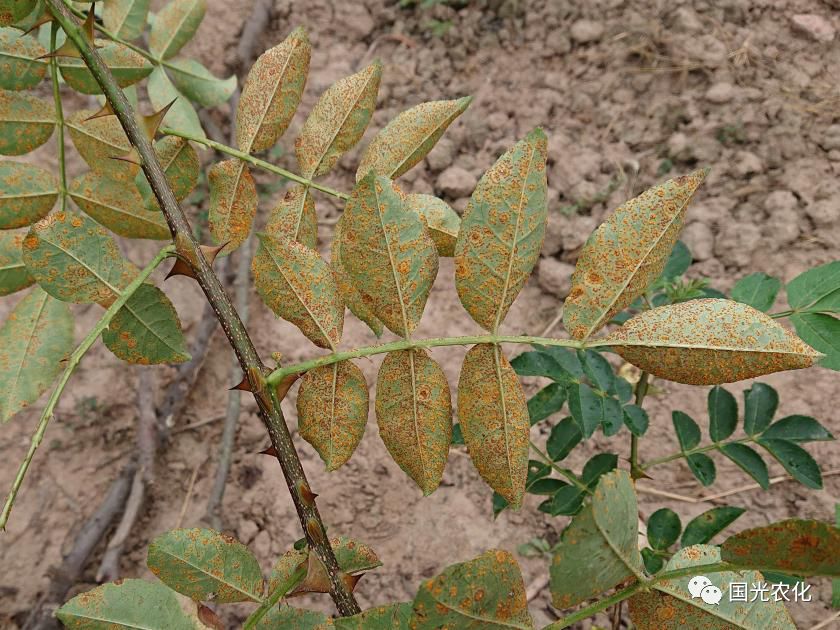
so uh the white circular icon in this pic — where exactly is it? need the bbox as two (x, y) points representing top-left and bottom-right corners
(700, 584), (723, 605)
(688, 575), (713, 598)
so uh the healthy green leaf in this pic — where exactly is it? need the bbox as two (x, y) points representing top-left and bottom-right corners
(568, 382), (614, 438)
(0, 161), (57, 229)
(59, 41), (152, 94)
(334, 603), (412, 630)
(720, 443), (769, 489)
(564, 170), (707, 339)
(166, 58), (237, 108)
(453, 129), (547, 332)
(0, 89), (54, 155)
(208, 159), (257, 255)
(731, 272), (781, 312)
(599, 394), (625, 436)
(546, 416), (582, 461)
(527, 383), (566, 424)
(672, 410), (700, 450)
(103, 0), (151, 41)
(743, 382), (778, 436)
(538, 484), (585, 516)
(708, 385), (737, 441)
(657, 239), (691, 282)
(605, 298), (820, 385)
(758, 438), (822, 489)
(265, 184), (316, 249)
(0, 1), (37, 27)
(641, 547), (664, 574)
(0, 27), (47, 91)
(647, 508), (681, 550)
(137, 135), (199, 210)
(581, 452), (618, 486)
(148, 65), (205, 140)
(376, 349), (452, 495)
(623, 404), (649, 436)
(0, 230), (33, 296)
(791, 313), (840, 370)
(580, 349), (616, 394)
(786, 260), (840, 311)
(510, 350), (574, 383)
(686, 453), (716, 486)
(148, 0), (206, 60)
(331, 214), (383, 337)
(761, 415), (834, 442)
(680, 506), (746, 547)
(67, 108), (137, 180)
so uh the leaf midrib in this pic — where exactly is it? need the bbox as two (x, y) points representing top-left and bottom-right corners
(155, 547), (261, 602)
(120, 291), (186, 358)
(387, 102), (459, 179)
(242, 38), (298, 154)
(604, 339), (817, 356)
(154, 0), (200, 59)
(421, 589), (532, 629)
(70, 190), (167, 230)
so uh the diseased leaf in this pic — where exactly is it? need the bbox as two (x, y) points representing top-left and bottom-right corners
(256, 607), (332, 629)
(681, 506), (746, 547)
(148, 65), (205, 140)
(166, 58), (236, 108)
(550, 470), (644, 609)
(59, 41), (152, 94)
(67, 108), (137, 180)
(208, 159), (257, 255)
(731, 272), (781, 312)
(605, 299), (820, 385)
(357, 97), (472, 181)
(236, 26), (310, 153)
(404, 193), (460, 257)
(295, 60), (381, 178)
(376, 349), (452, 495)
(758, 438), (822, 489)
(103, 284), (190, 365)
(743, 382), (778, 436)
(546, 416), (582, 462)
(708, 385), (737, 442)
(147, 528), (263, 603)
(0, 161), (57, 229)
(458, 344), (529, 508)
(454, 129), (547, 332)
(137, 135), (199, 210)
(564, 170), (707, 339)
(686, 453), (716, 486)
(0, 287), (73, 423)
(148, 0), (205, 60)
(647, 508), (681, 550)
(0, 27), (47, 91)
(0, 1), (37, 27)
(334, 603), (411, 630)
(297, 361), (368, 471)
(527, 383), (566, 425)
(0, 230), (34, 296)
(720, 443), (769, 489)
(331, 214), (383, 337)
(341, 172), (438, 338)
(253, 233), (343, 349)
(412, 549), (533, 629)
(762, 415), (834, 442)
(786, 260), (840, 311)
(791, 313), (840, 371)
(103, 0), (151, 41)
(265, 184), (316, 248)
(0, 89), (54, 155)
(672, 410), (700, 450)
(22, 209), (138, 304)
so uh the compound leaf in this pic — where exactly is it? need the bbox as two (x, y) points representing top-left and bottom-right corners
(0, 230), (34, 296)
(265, 184), (316, 248)
(790, 313), (840, 371)
(605, 298), (820, 385)
(647, 508), (681, 551)
(0, 161), (57, 229)
(720, 443), (769, 489)
(758, 438), (822, 489)
(331, 214), (383, 337)
(166, 58), (236, 108)
(67, 109), (137, 180)
(376, 349), (452, 495)
(568, 382), (615, 438)
(148, 65), (205, 140)
(786, 260), (840, 311)
(708, 385), (737, 441)
(103, 0), (151, 41)
(761, 415), (834, 442)
(454, 128), (547, 332)
(681, 506), (746, 547)
(148, 0), (206, 60)
(208, 159), (257, 255)
(59, 41), (152, 94)
(137, 135), (199, 210)
(563, 169), (707, 340)
(0, 89), (54, 155)
(404, 193), (460, 257)
(0, 27), (47, 91)
(731, 272), (781, 312)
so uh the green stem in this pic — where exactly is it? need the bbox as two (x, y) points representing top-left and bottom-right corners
(67, 3), (154, 63)
(161, 127), (351, 201)
(640, 436), (752, 471)
(0, 245), (175, 530)
(49, 22), (67, 209)
(770, 308), (838, 319)
(530, 441), (590, 493)
(629, 371), (649, 477)
(243, 563), (307, 629)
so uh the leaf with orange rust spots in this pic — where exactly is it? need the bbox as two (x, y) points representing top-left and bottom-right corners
(563, 169), (707, 340)
(340, 172), (438, 338)
(0, 89), (54, 155)
(722, 519), (840, 576)
(236, 27), (310, 153)
(0, 1), (37, 28)
(208, 159), (257, 255)
(356, 96), (472, 181)
(147, 528), (263, 603)
(0, 230), (34, 296)
(253, 233), (343, 349)
(297, 360), (369, 471)
(0, 161), (57, 229)
(58, 40), (152, 94)
(412, 549), (533, 629)
(0, 287), (73, 423)
(335, 603), (412, 629)
(404, 193), (460, 257)
(331, 214), (383, 337)
(22, 209), (139, 304)
(137, 135), (199, 211)
(67, 108), (138, 180)
(458, 344), (529, 507)
(256, 607), (333, 629)
(265, 184), (317, 249)
(454, 129), (547, 332)
(102, 284), (190, 365)
(550, 470), (644, 609)
(69, 172), (170, 240)
(0, 27), (47, 91)
(295, 60), (381, 178)
(103, 0), (151, 42)
(628, 545), (794, 630)
(148, 0), (205, 60)
(376, 349), (452, 495)
(604, 299), (820, 385)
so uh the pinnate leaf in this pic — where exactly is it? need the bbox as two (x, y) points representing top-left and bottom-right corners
(743, 382), (778, 435)
(0, 27), (47, 91)
(331, 214), (383, 337)
(148, 65), (205, 140)
(0, 89), (54, 155)
(672, 410), (700, 450)
(0, 230), (33, 296)
(527, 383), (566, 424)
(404, 193), (460, 257)
(167, 58), (237, 108)
(681, 506), (746, 547)
(0, 161), (57, 229)
(731, 272), (781, 312)
(686, 453), (716, 486)
(623, 404), (649, 436)
(67, 109), (137, 180)
(265, 184), (316, 248)
(149, 0), (206, 60)
(59, 41), (152, 94)
(103, 0), (151, 41)
(208, 159), (257, 255)
(708, 385), (737, 441)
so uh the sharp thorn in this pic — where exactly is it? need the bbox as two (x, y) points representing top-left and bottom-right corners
(84, 101), (116, 121)
(199, 242), (228, 266)
(165, 258), (197, 280)
(141, 98), (177, 141)
(275, 373), (300, 402)
(229, 376), (253, 392)
(259, 446), (278, 457)
(341, 572), (363, 593)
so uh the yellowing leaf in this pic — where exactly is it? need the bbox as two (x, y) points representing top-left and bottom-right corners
(148, 0), (205, 60)
(454, 129), (547, 331)
(0, 230), (33, 296)
(0, 27), (47, 91)
(297, 361), (369, 471)
(404, 193), (460, 257)
(103, 0), (151, 41)
(67, 108), (137, 180)
(0, 161), (57, 229)
(605, 299), (821, 385)
(376, 349), (452, 495)
(137, 135), (199, 211)
(340, 172), (438, 338)
(331, 214), (383, 337)
(564, 169), (707, 340)
(265, 184), (316, 249)
(253, 233), (343, 349)
(457, 344), (529, 508)
(356, 96), (472, 181)
(0, 89), (54, 155)
(236, 27), (310, 153)
(59, 41), (153, 94)
(295, 60), (381, 178)
(208, 159), (257, 255)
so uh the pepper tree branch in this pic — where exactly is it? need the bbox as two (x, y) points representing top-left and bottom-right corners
(44, 0), (361, 615)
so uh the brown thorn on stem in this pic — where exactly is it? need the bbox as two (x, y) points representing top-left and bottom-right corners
(275, 372), (300, 402)
(259, 445), (278, 457)
(229, 375), (252, 392)
(200, 242), (228, 267)
(297, 480), (318, 506)
(306, 517), (326, 545)
(341, 572), (363, 593)
(289, 552), (331, 596)
(140, 99), (177, 141)
(36, 5), (99, 58)
(84, 100), (116, 121)
(110, 147), (142, 166)
(165, 257), (198, 281)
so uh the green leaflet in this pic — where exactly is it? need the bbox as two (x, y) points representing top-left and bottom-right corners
(0, 161), (57, 229)
(786, 260), (840, 311)
(137, 135), (199, 210)
(758, 438), (822, 489)
(59, 40), (152, 94)
(147, 528), (263, 603)
(148, 65), (205, 140)
(331, 214), (383, 337)
(265, 184), (317, 248)
(67, 108), (137, 180)
(166, 58), (237, 108)
(0, 287), (73, 423)
(148, 0), (205, 60)
(376, 349), (453, 495)
(412, 550), (533, 629)
(791, 312), (840, 370)
(454, 129), (547, 332)
(208, 158), (257, 255)
(550, 470), (644, 609)
(0, 89), (54, 155)
(605, 298), (820, 385)
(730, 272), (781, 312)
(69, 171), (170, 240)
(22, 209), (139, 304)
(647, 508), (681, 550)
(334, 603), (412, 630)
(0, 230), (34, 296)
(295, 60), (381, 178)
(681, 506), (745, 547)
(708, 385), (737, 441)
(236, 26), (310, 153)
(563, 169), (707, 340)
(0, 27), (47, 91)
(340, 172), (438, 338)
(404, 193), (460, 257)
(297, 360), (369, 471)
(356, 96), (472, 181)
(103, 0), (151, 41)
(0, 1), (37, 27)
(458, 344), (529, 508)
(252, 233), (343, 349)
(721, 443), (769, 489)
(102, 284), (190, 365)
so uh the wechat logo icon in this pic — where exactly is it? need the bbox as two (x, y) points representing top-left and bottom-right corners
(688, 576), (723, 605)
